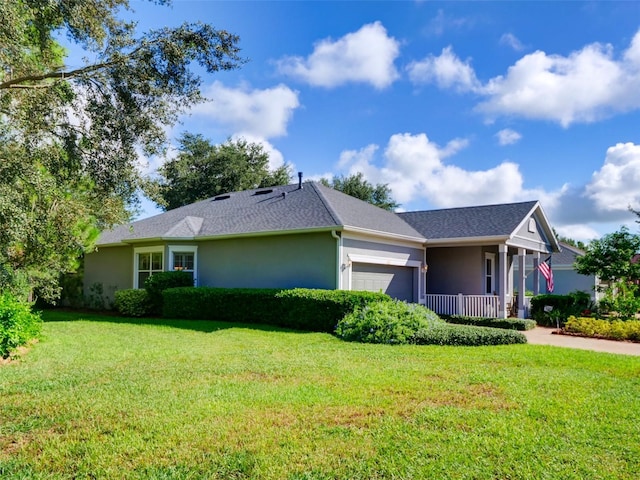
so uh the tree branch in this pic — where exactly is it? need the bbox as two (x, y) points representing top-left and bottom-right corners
(0, 61), (119, 89)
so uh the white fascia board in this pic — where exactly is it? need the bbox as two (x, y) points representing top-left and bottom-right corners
(348, 253), (422, 268)
(193, 226), (341, 241)
(425, 235), (509, 247)
(341, 230), (426, 249)
(96, 237), (171, 247)
(506, 236), (552, 253)
(342, 226), (426, 246)
(92, 242), (130, 248)
(118, 237), (165, 245)
(98, 226), (342, 246)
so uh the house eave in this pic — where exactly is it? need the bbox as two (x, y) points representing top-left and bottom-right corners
(95, 225), (427, 248)
(343, 226), (426, 245)
(426, 235), (509, 247)
(194, 226), (342, 241)
(96, 226), (345, 247)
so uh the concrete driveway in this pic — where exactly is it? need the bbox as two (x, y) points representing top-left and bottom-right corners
(523, 327), (640, 356)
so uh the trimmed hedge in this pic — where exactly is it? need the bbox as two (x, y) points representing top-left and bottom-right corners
(530, 291), (594, 327)
(114, 289), (152, 317)
(441, 314), (536, 331)
(144, 271), (194, 314)
(162, 287), (391, 332)
(564, 316), (640, 342)
(413, 324), (527, 346)
(0, 293), (42, 358)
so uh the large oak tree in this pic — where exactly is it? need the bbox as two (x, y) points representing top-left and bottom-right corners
(0, 0), (243, 300)
(320, 173), (399, 211)
(144, 134), (292, 211)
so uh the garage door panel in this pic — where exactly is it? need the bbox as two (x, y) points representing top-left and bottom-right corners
(352, 263), (414, 302)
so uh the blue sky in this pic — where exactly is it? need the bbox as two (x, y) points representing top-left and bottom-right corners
(104, 1), (640, 241)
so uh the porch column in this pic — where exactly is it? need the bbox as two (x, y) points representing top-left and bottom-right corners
(518, 248), (526, 318)
(532, 252), (540, 296)
(498, 244), (508, 318)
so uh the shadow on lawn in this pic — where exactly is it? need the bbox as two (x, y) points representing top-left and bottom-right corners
(39, 308), (317, 335)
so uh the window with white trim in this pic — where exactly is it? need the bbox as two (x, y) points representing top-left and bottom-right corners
(134, 246), (164, 289)
(168, 245), (198, 286)
(484, 253), (495, 295)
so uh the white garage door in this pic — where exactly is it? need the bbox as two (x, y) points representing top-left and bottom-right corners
(351, 263), (414, 302)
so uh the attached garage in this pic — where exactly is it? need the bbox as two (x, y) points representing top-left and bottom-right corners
(351, 263), (416, 302)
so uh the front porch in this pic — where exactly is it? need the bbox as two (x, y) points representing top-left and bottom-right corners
(402, 200), (559, 319)
(424, 293), (533, 319)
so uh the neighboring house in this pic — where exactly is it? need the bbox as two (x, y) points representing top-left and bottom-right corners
(399, 201), (560, 318)
(84, 181), (427, 306)
(514, 242), (602, 302)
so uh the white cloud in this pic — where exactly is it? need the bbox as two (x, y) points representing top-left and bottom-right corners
(585, 142), (640, 211)
(276, 22), (400, 89)
(407, 46), (481, 92)
(321, 136), (640, 241)
(499, 33), (525, 52)
(190, 81), (300, 138)
(555, 224), (601, 243)
(495, 128), (522, 146)
(335, 132), (566, 208)
(478, 43), (629, 126)
(411, 29), (640, 126)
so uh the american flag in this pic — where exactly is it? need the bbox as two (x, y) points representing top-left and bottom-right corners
(538, 257), (554, 293)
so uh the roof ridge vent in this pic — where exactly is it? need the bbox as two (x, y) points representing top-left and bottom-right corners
(253, 189), (273, 196)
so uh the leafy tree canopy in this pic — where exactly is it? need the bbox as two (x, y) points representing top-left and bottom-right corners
(553, 227), (587, 250)
(574, 226), (640, 283)
(320, 173), (399, 211)
(0, 0), (243, 300)
(144, 134), (292, 210)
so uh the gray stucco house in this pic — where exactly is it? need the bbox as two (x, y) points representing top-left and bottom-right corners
(85, 181), (427, 306)
(85, 182), (560, 318)
(399, 201), (560, 318)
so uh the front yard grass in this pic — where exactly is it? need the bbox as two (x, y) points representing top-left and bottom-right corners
(1, 310), (639, 479)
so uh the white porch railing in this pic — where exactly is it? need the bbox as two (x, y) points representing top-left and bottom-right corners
(425, 294), (500, 318)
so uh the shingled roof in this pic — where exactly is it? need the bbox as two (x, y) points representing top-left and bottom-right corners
(524, 242), (582, 267)
(97, 181), (425, 246)
(398, 201), (539, 240)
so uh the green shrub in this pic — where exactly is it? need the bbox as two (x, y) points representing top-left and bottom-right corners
(0, 293), (42, 358)
(441, 315), (536, 331)
(114, 289), (152, 317)
(530, 291), (594, 327)
(162, 287), (391, 332)
(598, 281), (640, 320)
(335, 300), (443, 344)
(144, 271), (194, 314)
(413, 324), (527, 346)
(564, 316), (640, 342)
(335, 300), (526, 346)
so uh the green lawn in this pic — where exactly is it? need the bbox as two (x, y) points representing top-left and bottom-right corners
(1, 310), (639, 479)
